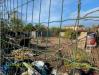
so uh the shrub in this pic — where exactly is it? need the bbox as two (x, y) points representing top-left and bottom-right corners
(64, 29), (76, 39)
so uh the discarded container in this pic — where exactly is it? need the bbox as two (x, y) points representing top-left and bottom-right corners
(86, 33), (97, 48)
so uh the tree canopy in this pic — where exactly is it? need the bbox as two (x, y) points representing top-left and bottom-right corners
(23, 23), (33, 31)
(34, 23), (47, 32)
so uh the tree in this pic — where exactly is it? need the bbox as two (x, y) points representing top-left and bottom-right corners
(0, 19), (9, 32)
(34, 23), (47, 32)
(10, 18), (24, 32)
(34, 23), (48, 37)
(9, 11), (24, 32)
(0, 19), (10, 50)
(23, 23), (33, 32)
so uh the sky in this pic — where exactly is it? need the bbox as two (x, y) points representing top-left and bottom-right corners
(2, 0), (99, 27)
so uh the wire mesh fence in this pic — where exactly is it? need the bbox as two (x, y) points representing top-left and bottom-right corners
(0, 0), (99, 74)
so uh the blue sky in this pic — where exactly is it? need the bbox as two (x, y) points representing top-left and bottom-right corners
(3, 0), (99, 27)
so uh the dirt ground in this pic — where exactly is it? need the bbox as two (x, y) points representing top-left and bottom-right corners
(10, 37), (99, 74)
(30, 37), (99, 73)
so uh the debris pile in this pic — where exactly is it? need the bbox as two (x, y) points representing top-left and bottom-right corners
(11, 48), (35, 61)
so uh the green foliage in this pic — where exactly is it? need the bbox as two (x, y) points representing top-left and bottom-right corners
(64, 48), (93, 70)
(70, 32), (77, 39)
(9, 11), (24, 32)
(35, 23), (47, 31)
(10, 18), (24, 32)
(64, 29), (73, 39)
(74, 49), (89, 62)
(63, 29), (77, 39)
(0, 20), (9, 49)
(0, 19), (9, 31)
(23, 23), (33, 31)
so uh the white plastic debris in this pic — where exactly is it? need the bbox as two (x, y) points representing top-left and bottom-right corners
(51, 69), (57, 75)
(32, 61), (44, 68)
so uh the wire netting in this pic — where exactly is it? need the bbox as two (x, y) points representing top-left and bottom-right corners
(0, 0), (99, 74)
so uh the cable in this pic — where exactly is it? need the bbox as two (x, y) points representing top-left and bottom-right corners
(83, 9), (99, 18)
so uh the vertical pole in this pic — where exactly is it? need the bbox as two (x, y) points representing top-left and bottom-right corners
(45, 0), (51, 61)
(32, 0), (34, 24)
(76, 0), (81, 50)
(73, 0), (81, 61)
(0, 0), (3, 66)
(59, 0), (64, 49)
(46, 0), (51, 49)
(57, 0), (64, 71)
(36, 0), (42, 50)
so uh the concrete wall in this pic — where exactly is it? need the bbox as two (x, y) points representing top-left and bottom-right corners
(63, 26), (84, 31)
(60, 32), (65, 37)
(31, 31), (36, 38)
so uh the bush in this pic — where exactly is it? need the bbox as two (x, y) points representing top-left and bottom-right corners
(64, 29), (76, 39)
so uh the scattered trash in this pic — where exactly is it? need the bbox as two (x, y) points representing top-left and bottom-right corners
(11, 48), (35, 61)
(32, 61), (44, 69)
(86, 33), (97, 48)
(51, 69), (57, 75)
(31, 61), (54, 75)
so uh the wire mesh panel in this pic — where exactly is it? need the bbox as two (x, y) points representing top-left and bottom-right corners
(0, 0), (99, 75)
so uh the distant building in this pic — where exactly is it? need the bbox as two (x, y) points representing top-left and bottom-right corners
(60, 25), (85, 37)
(63, 25), (85, 31)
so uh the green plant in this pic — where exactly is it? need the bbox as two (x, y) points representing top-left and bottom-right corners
(64, 29), (80, 39)
(23, 23), (33, 31)
(63, 48), (99, 72)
